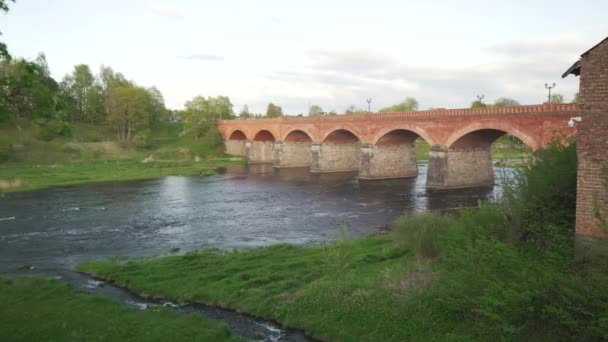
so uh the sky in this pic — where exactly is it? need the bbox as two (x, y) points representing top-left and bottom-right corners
(2, 0), (607, 114)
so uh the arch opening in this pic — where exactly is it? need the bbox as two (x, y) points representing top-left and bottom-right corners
(375, 129), (420, 147)
(284, 130), (313, 143)
(449, 129), (533, 157)
(253, 130), (276, 142)
(323, 129), (359, 145)
(229, 130), (247, 141)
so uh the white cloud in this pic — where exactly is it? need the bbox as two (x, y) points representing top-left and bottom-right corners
(145, 3), (186, 19)
(177, 54), (226, 61)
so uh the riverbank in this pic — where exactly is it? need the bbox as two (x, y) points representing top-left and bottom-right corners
(0, 157), (244, 193)
(0, 277), (239, 341)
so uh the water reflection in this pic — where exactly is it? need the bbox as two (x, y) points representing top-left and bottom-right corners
(0, 163), (509, 273)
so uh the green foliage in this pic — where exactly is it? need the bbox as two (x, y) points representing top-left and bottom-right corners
(470, 100), (487, 108)
(392, 212), (454, 259)
(34, 120), (73, 141)
(0, 135), (14, 162)
(308, 104), (324, 116)
(181, 95), (233, 140)
(501, 140), (577, 247)
(0, 277), (238, 341)
(265, 102), (283, 117)
(379, 97), (419, 112)
(550, 93), (565, 104)
(494, 97), (520, 107)
(133, 128), (152, 148)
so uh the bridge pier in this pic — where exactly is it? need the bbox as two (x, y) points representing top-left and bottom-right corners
(249, 140), (274, 163)
(273, 141), (311, 168)
(310, 142), (359, 173)
(359, 144), (417, 179)
(427, 145), (494, 189)
(224, 140), (246, 156)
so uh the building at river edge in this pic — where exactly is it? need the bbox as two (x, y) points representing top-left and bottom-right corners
(563, 36), (608, 256)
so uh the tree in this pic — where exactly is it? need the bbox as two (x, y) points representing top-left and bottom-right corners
(470, 100), (487, 109)
(550, 94), (564, 104)
(61, 64), (100, 122)
(494, 98), (520, 107)
(105, 86), (151, 141)
(572, 93), (580, 104)
(145, 86), (168, 125)
(239, 105), (252, 118)
(309, 104), (324, 116)
(0, 54), (64, 122)
(265, 103), (283, 118)
(181, 95), (233, 140)
(0, 0), (14, 59)
(379, 97), (419, 112)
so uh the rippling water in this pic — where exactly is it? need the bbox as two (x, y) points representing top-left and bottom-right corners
(0, 163), (511, 273)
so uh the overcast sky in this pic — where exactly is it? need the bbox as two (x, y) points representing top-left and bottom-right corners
(3, 0), (607, 113)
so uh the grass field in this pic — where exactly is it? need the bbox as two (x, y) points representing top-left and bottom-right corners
(0, 277), (239, 341)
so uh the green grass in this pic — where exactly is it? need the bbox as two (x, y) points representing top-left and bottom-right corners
(0, 277), (239, 341)
(79, 232), (491, 341)
(0, 157), (244, 193)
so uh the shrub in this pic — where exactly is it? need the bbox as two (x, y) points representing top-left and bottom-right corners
(133, 129), (152, 148)
(392, 212), (454, 259)
(499, 140), (577, 249)
(0, 136), (15, 163)
(35, 120), (73, 141)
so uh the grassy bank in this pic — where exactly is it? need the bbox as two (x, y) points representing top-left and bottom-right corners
(78, 141), (608, 341)
(0, 121), (245, 193)
(0, 157), (243, 193)
(78, 210), (608, 341)
(0, 277), (238, 341)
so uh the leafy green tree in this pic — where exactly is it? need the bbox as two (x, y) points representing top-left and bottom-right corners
(265, 102), (283, 118)
(0, 0), (14, 59)
(0, 54), (64, 122)
(61, 64), (100, 122)
(470, 100), (487, 109)
(239, 105), (251, 118)
(309, 104), (324, 116)
(379, 97), (419, 112)
(181, 95), (233, 140)
(550, 93), (564, 104)
(105, 86), (151, 141)
(494, 98), (520, 107)
(145, 86), (168, 125)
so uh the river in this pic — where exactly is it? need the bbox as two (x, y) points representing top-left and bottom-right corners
(0, 163), (513, 273)
(0, 163), (511, 341)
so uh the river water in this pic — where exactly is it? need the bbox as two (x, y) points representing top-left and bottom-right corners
(0, 163), (510, 341)
(0, 163), (509, 273)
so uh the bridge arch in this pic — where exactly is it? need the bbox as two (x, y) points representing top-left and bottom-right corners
(252, 129), (277, 142)
(228, 129), (247, 140)
(282, 129), (314, 142)
(321, 128), (362, 144)
(445, 122), (540, 150)
(226, 128), (250, 141)
(372, 126), (434, 146)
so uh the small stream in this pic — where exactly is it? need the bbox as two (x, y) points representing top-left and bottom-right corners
(6, 268), (314, 342)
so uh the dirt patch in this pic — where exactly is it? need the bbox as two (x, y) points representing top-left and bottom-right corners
(0, 178), (23, 190)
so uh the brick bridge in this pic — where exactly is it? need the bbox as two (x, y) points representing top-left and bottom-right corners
(217, 103), (580, 189)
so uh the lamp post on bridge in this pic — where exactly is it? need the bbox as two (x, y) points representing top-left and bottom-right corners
(545, 82), (556, 103)
(366, 98), (372, 112)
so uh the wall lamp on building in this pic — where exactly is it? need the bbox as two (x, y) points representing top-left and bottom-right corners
(568, 116), (582, 128)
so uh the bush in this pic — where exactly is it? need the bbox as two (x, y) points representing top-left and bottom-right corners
(133, 129), (152, 148)
(392, 212), (454, 259)
(36, 121), (73, 141)
(0, 136), (15, 163)
(500, 140), (577, 249)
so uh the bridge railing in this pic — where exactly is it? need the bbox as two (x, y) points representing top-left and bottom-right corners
(217, 103), (581, 125)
